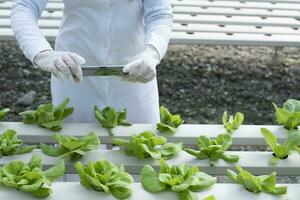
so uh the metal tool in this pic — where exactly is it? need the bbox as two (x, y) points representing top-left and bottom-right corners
(82, 65), (125, 76)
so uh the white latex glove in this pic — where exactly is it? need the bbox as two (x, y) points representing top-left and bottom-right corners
(122, 45), (160, 83)
(33, 50), (86, 82)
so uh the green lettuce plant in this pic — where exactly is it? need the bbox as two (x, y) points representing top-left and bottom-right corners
(0, 129), (36, 157)
(94, 106), (132, 136)
(114, 131), (182, 160)
(185, 134), (239, 166)
(222, 111), (244, 134)
(19, 98), (73, 131)
(261, 128), (300, 165)
(75, 160), (133, 200)
(141, 160), (216, 200)
(261, 128), (289, 164)
(157, 106), (184, 134)
(227, 166), (287, 195)
(0, 108), (9, 121)
(273, 99), (300, 130)
(0, 155), (65, 198)
(40, 132), (100, 161)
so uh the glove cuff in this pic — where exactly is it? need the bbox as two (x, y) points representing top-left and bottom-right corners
(145, 45), (160, 62)
(32, 49), (53, 69)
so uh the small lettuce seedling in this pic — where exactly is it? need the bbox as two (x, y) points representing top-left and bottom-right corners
(227, 166), (287, 195)
(222, 111), (244, 134)
(0, 155), (65, 198)
(261, 128), (289, 164)
(185, 134), (239, 166)
(19, 98), (73, 131)
(0, 129), (36, 157)
(75, 160), (133, 200)
(273, 99), (300, 130)
(94, 106), (132, 136)
(114, 131), (182, 160)
(141, 160), (216, 200)
(0, 108), (9, 121)
(40, 132), (100, 161)
(157, 106), (184, 134)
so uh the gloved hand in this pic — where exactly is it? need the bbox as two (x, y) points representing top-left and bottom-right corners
(122, 45), (160, 83)
(33, 50), (86, 82)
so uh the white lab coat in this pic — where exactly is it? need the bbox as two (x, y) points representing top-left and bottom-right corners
(11, 0), (173, 123)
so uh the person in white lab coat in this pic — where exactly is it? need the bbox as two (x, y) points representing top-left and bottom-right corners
(11, 0), (173, 123)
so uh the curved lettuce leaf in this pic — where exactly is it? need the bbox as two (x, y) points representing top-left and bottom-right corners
(75, 160), (133, 200)
(114, 131), (182, 160)
(0, 108), (9, 121)
(40, 132), (100, 161)
(185, 134), (239, 166)
(19, 98), (73, 131)
(227, 166), (287, 195)
(0, 155), (65, 198)
(273, 99), (300, 130)
(157, 106), (184, 134)
(222, 111), (244, 134)
(94, 106), (132, 136)
(0, 129), (36, 157)
(141, 160), (216, 200)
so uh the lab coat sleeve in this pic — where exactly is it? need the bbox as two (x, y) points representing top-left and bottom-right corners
(11, 0), (52, 62)
(143, 0), (173, 60)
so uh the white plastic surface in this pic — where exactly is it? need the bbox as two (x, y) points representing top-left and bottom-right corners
(0, 182), (298, 200)
(0, 122), (291, 145)
(1, 149), (299, 175)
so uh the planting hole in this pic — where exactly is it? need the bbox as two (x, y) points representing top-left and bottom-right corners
(186, 32), (194, 35)
(272, 153), (288, 160)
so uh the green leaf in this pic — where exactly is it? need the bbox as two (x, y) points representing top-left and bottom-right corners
(16, 145), (36, 154)
(261, 128), (290, 160)
(227, 167), (287, 195)
(160, 143), (183, 159)
(94, 106), (132, 136)
(28, 154), (42, 169)
(226, 169), (238, 183)
(41, 132), (100, 161)
(204, 195), (216, 200)
(178, 190), (198, 200)
(110, 181), (133, 199)
(0, 108), (9, 121)
(114, 131), (181, 160)
(157, 106), (184, 134)
(40, 143), (65, 157)
(273, 99), (300, 130)
(19, 98), (73, 131)
(185, 134), (237, 165)
(141, 160), (216, 199)
(75, 160), (133, 199)
(141, 165), (166, 192)
(44, 159), (65, 182)
(31, 187), (52, 198)
(0, 129), (35, 157)
(223, 111), (244, 134)
(0, 155), (61, 197)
